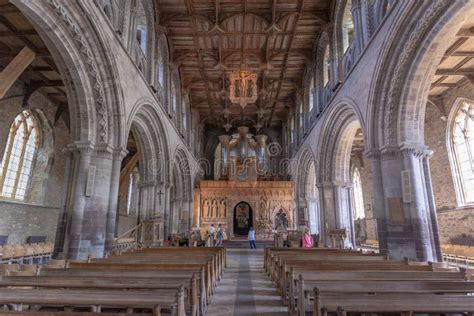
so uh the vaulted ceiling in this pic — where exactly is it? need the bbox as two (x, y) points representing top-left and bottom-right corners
(156, 0), (331, 130)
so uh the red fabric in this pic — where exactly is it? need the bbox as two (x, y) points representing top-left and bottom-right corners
(302, 233), (313, 248)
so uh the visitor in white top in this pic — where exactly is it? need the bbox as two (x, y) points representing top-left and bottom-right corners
(209, 224), (216, 234)
(248, 227), (256, 249)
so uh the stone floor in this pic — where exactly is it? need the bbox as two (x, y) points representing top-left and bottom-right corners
(207, 248), (288, 316)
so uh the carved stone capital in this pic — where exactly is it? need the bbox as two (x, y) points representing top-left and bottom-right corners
(380, 146), (401, 161)
(400, 144), (432, 159)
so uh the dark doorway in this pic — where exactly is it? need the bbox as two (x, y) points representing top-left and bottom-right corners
(233, 201), (253, 236)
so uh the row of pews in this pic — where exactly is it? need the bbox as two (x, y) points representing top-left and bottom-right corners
(0, 243), (54, 264)
(0, 247), (225, 316)
(265, 247), (474, 316)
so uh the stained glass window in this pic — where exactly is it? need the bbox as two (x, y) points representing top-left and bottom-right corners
(0, 111), (38, 200)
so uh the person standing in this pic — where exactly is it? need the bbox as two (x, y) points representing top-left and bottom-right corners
(215, 225), (224, 246)
(302, 228), (313, 248)
(248, 227), (256, 249)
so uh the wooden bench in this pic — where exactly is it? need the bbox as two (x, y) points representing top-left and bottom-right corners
(312, 290), (474, 316)
(0, 274), (200, 316)
(298, 278), (474, 315)
(0, 287), (185, 316)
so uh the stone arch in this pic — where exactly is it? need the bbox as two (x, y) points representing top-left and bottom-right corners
(314, 31), (332, 110)
(368, 1), (474, 149)
(11, 0), (124, 147)
(295, 146), (320, 234)
(317, 99), (366, 246)
(169, 146), (193, 234)
(332, 0), (353, 80)
(318, 98), (366, 183)
(127, 99), (170, 185)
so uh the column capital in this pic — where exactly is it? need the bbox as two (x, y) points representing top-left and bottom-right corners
(93, 143), (114, 159)
(400, 144), (433, 159)
(113, 148), (129, 160)
(364, 149), (381, 161)
(64, 141), (95, 154)
(380, 145), (402, 160)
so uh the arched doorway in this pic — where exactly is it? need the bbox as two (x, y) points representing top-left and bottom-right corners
(233, 201), (253, 236)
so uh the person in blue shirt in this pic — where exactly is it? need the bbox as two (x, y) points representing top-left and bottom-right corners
(248, 227), (256, 249)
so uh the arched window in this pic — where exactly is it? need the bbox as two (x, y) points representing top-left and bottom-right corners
(323, 45), (331, 87)
(136, 1), (147, 55)
(309, 76), (314, 112)
(157, 53), (165, 86)
(306, 161), (319, 234)
(352, 167), (365, 220)
(342, 0), (354, 53)
(126, 167), (139, 215)
(0, 110), (38, 201)
(182, 100), (188, 132)
(290, 116), (295, 144)
(450, 100), (474, 205)
(299, 102), (304, 131)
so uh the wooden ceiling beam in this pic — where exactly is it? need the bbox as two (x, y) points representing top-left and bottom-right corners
(435, 68), (474, 75)
(267, 0), (304, 126)
(185, 0), (216, 119)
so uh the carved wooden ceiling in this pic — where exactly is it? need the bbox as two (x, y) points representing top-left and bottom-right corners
(429, 19), (474, 117)
(156, 0), (331, 129)
(0, 1), (68, 125)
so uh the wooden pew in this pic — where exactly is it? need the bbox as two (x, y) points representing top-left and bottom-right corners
(0, 274), (199, 316)
(0, 286), (186, 316)
(312, 290), (474, 316)
(39, 267), (206, 315)
(297, 278), (474, 315)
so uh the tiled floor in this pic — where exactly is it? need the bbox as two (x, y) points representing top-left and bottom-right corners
(207, 248), (288, 316)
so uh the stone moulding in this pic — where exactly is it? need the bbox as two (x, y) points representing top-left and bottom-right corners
(47, 0), (108, 143)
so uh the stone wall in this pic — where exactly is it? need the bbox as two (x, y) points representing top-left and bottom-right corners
(424, 81), (474, 244)
(0, 82), (69, 245)
(0, 200), (59, 244)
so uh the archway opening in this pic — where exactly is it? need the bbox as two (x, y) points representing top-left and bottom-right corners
(0, 4), (75, 248)
(420, 10), (474, 256)
(116, 131), (140, 237)
(233, 201), (253, 237)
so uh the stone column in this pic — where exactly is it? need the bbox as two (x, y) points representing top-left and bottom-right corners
(104, 148), (128, 252)
(421, 151), (443, 261)
(351, 0), (365, 56)
(373, 145), (439, 261)
(193, 190), (201, 228)
(53, 148), (74, 258)
(317, 182), (337, 246)
(138, 180), (157, 219)
(163, 183), (172, 238)
(366, 150), (389, 255)
(154, 182), (167, 218)
(82, 144), (115, 259)
(66, 142), (94, 260)
(400, 145), (433, 262)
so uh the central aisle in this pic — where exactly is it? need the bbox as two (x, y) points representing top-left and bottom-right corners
(207, 248), (288, 316)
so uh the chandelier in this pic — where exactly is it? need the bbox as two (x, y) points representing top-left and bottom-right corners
(229, 70), (258, 109)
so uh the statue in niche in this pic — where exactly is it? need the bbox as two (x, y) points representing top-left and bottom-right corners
(211, 199), (218, 218)
(274, 209), (288, 230)
(203, 199), (210, 218)
(219, 200), (226, 218)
